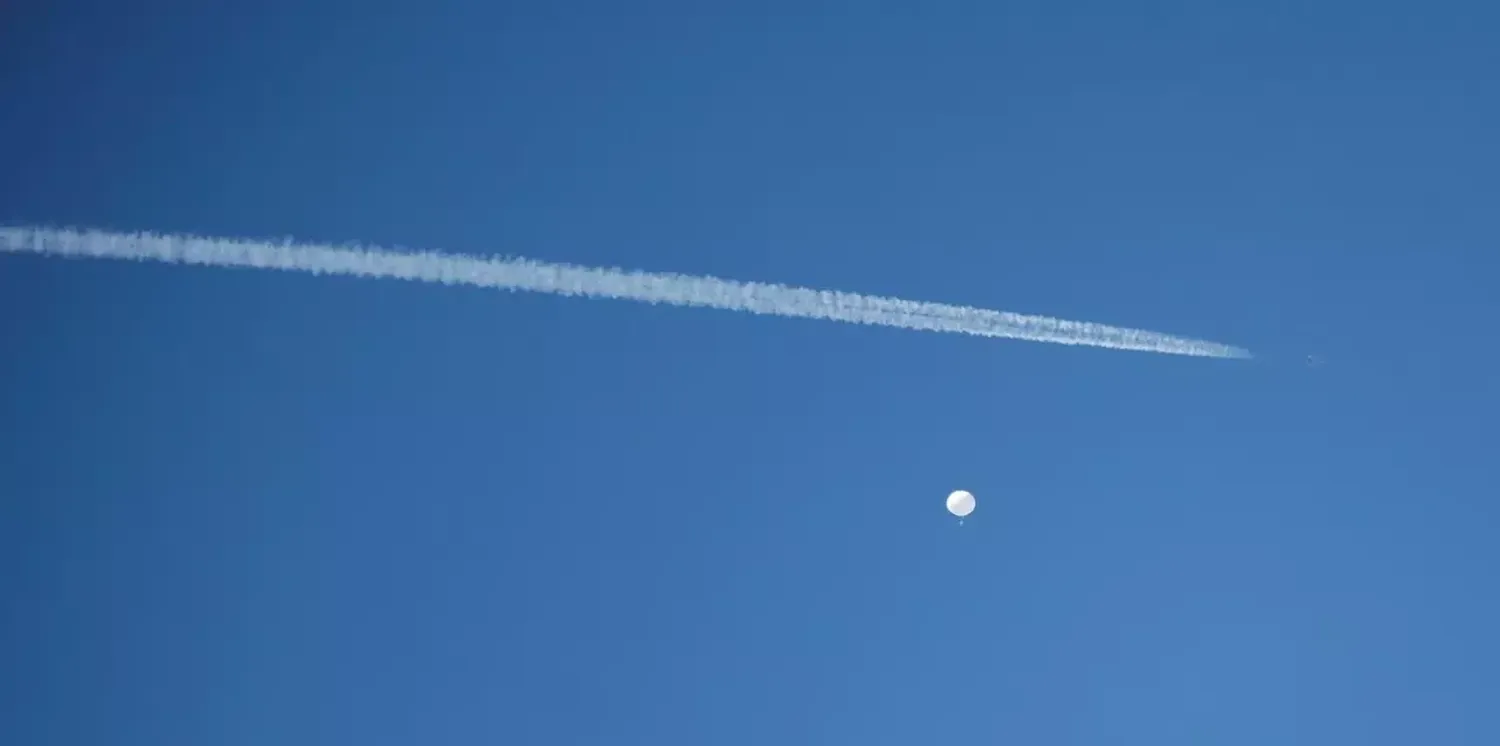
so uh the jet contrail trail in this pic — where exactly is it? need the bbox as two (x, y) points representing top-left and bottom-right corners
(0, 225), (1250, 359)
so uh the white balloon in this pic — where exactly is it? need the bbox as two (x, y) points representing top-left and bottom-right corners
(946, 489), (976, 518)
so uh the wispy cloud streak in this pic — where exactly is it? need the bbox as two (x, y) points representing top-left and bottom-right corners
(0, 226), (1250, 359)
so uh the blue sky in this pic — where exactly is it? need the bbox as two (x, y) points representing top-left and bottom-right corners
(3, 1), (1498, 743)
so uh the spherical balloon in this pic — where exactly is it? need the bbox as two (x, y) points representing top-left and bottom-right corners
(946, 489), (975, 518)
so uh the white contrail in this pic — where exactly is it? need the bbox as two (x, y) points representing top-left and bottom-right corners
(0, 225), (1250, 359)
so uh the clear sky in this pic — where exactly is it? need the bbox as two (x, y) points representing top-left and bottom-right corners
(3, 1), (1498, 743)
